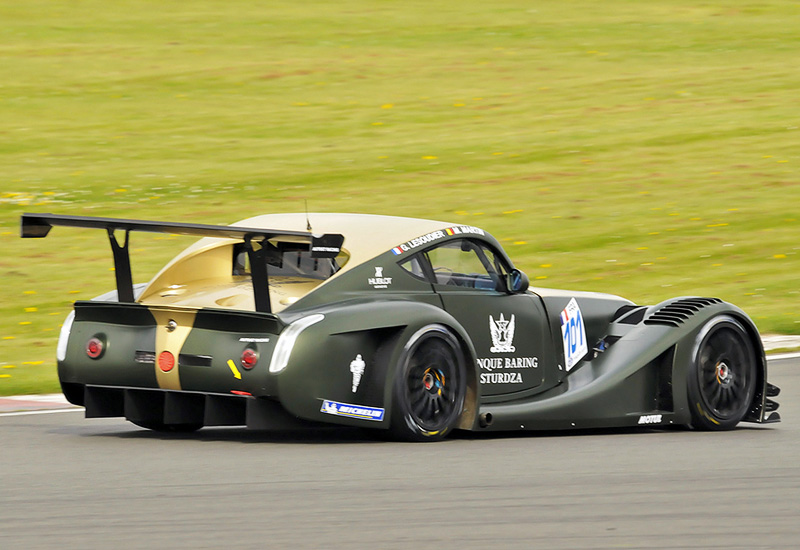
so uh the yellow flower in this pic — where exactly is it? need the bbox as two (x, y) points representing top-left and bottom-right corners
(422, 155), (438, 160)
(774, 254), (787, 259)
(24, 307), (38, 312)
(381, 103), (394, 109)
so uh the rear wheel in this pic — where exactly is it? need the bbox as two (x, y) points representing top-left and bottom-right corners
(390, 325), (467, 441)
(687, 316), (757, 430)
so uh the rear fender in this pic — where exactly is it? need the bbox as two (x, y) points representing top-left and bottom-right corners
(275, 300), (479, 429)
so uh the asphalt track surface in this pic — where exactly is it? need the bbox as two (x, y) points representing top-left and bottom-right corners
(2, 358), (798, 549)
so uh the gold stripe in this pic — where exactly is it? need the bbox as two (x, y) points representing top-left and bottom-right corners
(150, 308), (198, 391)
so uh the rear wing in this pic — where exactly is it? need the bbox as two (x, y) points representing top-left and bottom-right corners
(21, 213), (345, 313)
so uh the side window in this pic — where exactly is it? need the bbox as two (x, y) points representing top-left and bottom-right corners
(425, 239), (506, 291)
(398, 255), (427, 281)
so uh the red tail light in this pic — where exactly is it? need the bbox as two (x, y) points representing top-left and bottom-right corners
(241, 348), (258, 370)
(86, 337), (104, 359)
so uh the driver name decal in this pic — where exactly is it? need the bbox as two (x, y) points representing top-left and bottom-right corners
(391, 226), (485, 255)
(561, 298), (588, 371)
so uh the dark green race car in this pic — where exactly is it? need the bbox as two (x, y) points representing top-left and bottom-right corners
(21, 212), (780, 440)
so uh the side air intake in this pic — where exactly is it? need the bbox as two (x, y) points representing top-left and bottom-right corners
(644, 297), (723, 327)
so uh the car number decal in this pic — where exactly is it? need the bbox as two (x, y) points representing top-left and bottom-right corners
(560, 298), (588, 371)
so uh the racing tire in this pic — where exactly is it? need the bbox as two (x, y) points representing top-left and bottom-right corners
(687, 315), (757, 430)
(130, 420), (203, 433)
(390, 325), (467, 442)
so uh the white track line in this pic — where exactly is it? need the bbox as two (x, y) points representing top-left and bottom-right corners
(767, 351), (800, 361)
(0, 408), (83, 418)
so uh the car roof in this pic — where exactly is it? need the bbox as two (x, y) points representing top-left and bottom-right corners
(235, 213), (452, 265)
(159, 212), (455, 277)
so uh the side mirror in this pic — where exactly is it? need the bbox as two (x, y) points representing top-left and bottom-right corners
(507, 269), (529, 294)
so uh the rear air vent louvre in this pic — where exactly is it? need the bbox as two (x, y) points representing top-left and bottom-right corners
(644, 297), (723, 327)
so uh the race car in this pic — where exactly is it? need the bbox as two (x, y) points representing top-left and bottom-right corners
(21, 212), (781, 440)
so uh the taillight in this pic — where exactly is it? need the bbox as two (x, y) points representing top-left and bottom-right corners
(86, 337), (105, 359)
(241, 348), (258, 370)
(158, 351), (175, 372)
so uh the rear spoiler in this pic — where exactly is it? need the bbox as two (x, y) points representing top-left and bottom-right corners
(21, 213), (345, 313)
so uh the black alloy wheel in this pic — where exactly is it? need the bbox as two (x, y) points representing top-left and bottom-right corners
(687, 316), (758, 430)
(391, 325), (467, 441)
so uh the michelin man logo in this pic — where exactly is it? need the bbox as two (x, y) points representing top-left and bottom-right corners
(350, 354), (366, 392)
(489, 313), (516, 353)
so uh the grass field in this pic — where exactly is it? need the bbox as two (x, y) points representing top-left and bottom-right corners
(1, 1), (798, 394)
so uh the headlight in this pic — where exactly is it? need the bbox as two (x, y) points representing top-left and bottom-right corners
(269, 314), (324, 373)
(57, 310), (76, 362)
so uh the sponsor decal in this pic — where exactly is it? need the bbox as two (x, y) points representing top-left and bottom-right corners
(390, 226), (485, 255)
(560, 298), (588, 371)
(480, 372), (523, 384)
(476, 356), (538, 384)
(350, 354), (366, 393)
(477, 357), (538, 371)
(321, 400), (385, 421)
(489, 313), (516, 353)
(638, 414), (663, 425)
(239, 337), (270, 343)
(367, 267), (393, 289)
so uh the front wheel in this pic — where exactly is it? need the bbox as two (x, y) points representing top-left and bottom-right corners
(687, 316), (757, 430)
(390, 325), (467, 442)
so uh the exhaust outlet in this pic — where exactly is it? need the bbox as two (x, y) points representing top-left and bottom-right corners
(479, 412), (493, 428)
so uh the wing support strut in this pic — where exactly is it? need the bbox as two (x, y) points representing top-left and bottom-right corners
(107, 228), (135, 303)
(243, 234), (271, 314)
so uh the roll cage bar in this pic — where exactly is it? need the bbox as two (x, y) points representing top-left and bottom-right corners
(20, 213), (345, 314)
